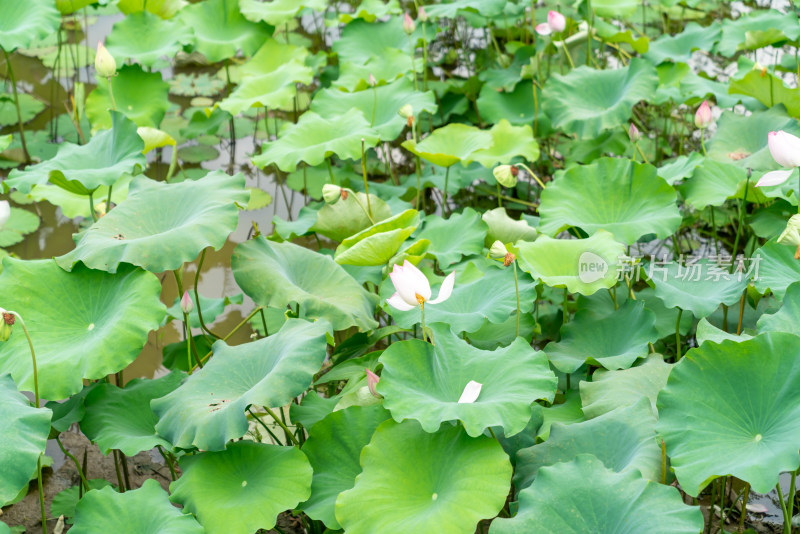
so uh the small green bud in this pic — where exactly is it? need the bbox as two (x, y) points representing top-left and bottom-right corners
(493, 165), (518, 188)
(322, 184), (343, 204)
(489, 240), (508, 260)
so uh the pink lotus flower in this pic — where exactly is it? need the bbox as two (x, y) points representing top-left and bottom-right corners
(403, 12), (416, 34)
(756, 130), (800, 187)
(180, 290), (193, 314)
(694, 100), (712, 129)
(628, 123), (641, 142)
(536, 10), (566, 35)
(386, 260), (455, 311)
(365, 369), (380, 398)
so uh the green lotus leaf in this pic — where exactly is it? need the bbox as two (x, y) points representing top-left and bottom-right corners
(542, 59), (658, 139)
(378, 325), (556, 437)
(254, 110), (380, 172)
(46, 384), (95, 435)
(290, 390), (339, 431)
(515, 400), (661, 493)
(117, 0), (187, 19)
(538, 389), (584, 441)
(300, 405), (391, 528)
(403, 124), (493, 167)
(81, 373), (184, 456)
(590, 0), (639, 17)
(71, 479), (203, 533)
(694, 317), (753, 346)
(105, 11), (193, 68)
(332, 18), (409, 66)
(482, 207), (538, 246)
(165, 292), (244, 328)
(6, 112), (145, 194)
(0, 259), (165, 400)
(0, 374), (51, 506)
(55, 0), (96, 14)
(152, 319), (328, 451)
(717, 9), (800, 57)
(757, 282), (800, 334)
(476, 80), (536, 126)
(658, 333), (800, 495)
(178, 144), (219, 163)
(650, 259), (749, 317)
(312, 192), (392, 242)
(335, 419), (512, 534)
(415, 208), (488, 267)
(679, 159), (748, 209)
(516, 230), (626, 295)
(0, 208), (40, 247)
(423, 0), (505, 18)
(657, 153), (704, 185)
(637, 286), (694, 339)
(644, 22), (721, 65)
(386, 263), (536, 333)
(334, 48), (418, 91)
(51, 479), (116, 525)
(57, 171), (247, 274)
(490, 455), (703, 534)
(0, 0), (60, 52)
(707, 106), (800, 171)
(178, 0), (273, 63)
(334, 209), (419, 266)
(538, 158), (681, 244)
(545, 300), (658, 373)
(0, 93), (45, 127)
(232, 237), (379, 331)
(28, 174), (133, 219)
(239, 0), (326, 25)
(86, 65), (170, 131)
(580, 353), (672, 419)
(311, 78), (437, 140)
(169, 441), (312, 534)
(729, 68), (800, 118)
(465, 120), (539, 168)
(753, 240), (800, 300)
(337, 0), (401, 23)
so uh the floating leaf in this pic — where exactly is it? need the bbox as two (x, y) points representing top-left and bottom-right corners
(105, 11), (192, 67)
(335, 419), (512, 534)
(57, 171), (247, 274)
(0, 0), (60, 52)
(152, 319), (328, 451)
(232, 237), (379, 331)
(0, 208), (40, 247)
(415, 208), (488, 267)
(0, 93), (45, 127)
(170, 442), (312, 534)
(178, 0), (273, 62)
(0, 259), (165, 400)
(657, 333), (800, 495)
(378, 324), (556, 437)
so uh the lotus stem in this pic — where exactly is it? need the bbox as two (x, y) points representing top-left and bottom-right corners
(420, 303), (426, 343)
(88, 191), (97, 223)
(56, 436), (89, 492)
(264, 405), (300, 446)
(196, 306), (264, 369)
(326, 158), (336, 185)
(106, 76), (117, 111)
(517, 162), (546, 189)
(361, 139), (373, 220)
(788, 470), (797, 532)
(105, 185), (113, 214)
(730, 172), (750, 274)
(3, 48), (30, 163)
(675, 308), (683, 360)
(497, 183), (502, 208)
(660, 439), (666, 484)
(173, 269), (202, 372)
(443, 166), (450, 216)
(513, 260), (520, 338)
(634, 142), (649, 165)
(700, 132), (707, 157)
(156, 445), (177, 481)
(247, 407), (283, 443)
(777, 478), (791, 533)
(408, 35), (418, 91)
(259, 307), (268, 337)
(194, 249), (222, 340)
(739, 483), (750, 532)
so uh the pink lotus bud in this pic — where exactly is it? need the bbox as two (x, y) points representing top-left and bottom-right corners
(547, 11), (566, 33)
(366, 369), (380, 398)
(418, 6), (428, 22)
(628, 123), (641, 142)
(403, 12), (416, 34)
(768, 130), (800, 168)
(180, 290), (193, 314)
(694, 100), (712, 129)
(368, 73), (377, 87)
(95, 41), (116, 78)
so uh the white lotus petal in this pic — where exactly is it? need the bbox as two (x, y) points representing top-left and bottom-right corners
(387, 292), (417, 311)
(390, 263), (420, 306)
(457, 380), (482, 404)
(428, 271), (455, 304)
(755, 169), (793, 187)
(401, 260), (431, 301)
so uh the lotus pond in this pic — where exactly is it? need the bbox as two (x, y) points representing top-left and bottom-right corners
(5, 0), (800, 533)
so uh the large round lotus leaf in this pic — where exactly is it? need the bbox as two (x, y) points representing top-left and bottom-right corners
(490, 455), (703, 534)
(105, 11), (193, 67)
(753, 240), (800, 300)
(300, 405), (391, 528)
(516, 230), (626, 295)
(650, 259), (749, 317)
(335, 419), (512, 534)
(0, 374), (51, 506)
(6, 112), (145, 194)
(538, 390), (585, 441)
(386, 263), (536, 333)
(311, 78), (437, 141)
(545, 301), (658, 373)
(220, 61), (312, 115)
(152, 319), (328, 451)
(515, 400), (661, 492)
(86, 65), (170, 131)
(253, 110), (380, 172)
(580, 353), (672, 419)
(169, 441), (312, 534)
(758, 282), (800, 334)
(0, 93), (45, 127)
(637, 286), (694, 339)
(312, 192), (392, 243)
(233, 237), (378, 331)
(117, 0), (186, 19)
(476, 80), (536, 126)
(0, 207), (40, 247)
(415, 208), (488, 267)
(378, 325), (556, 437)
(56, 171), (247, 274)
(658, 153), (705, 186)
(240, 0), (326, 25)
(0, 0), (60, 52)
(71, 479), (203, 534)
(402, 124), (493, 168)
(178, 0), (272, 63)
(678, 160), (748, 209)
(716, 9), (800, 57)
(590, 0), (638, 17)
(644, 22), (721, 65)
(538, 158), (681, 244)
(332, 18), (408, 65)
(28, 174), (132, 219)
(729, 67), (800, 118)
(542, 59), (658, 139)
(0, 259), (165, 400)
(334, 210), (419, 266)
(81, 373), (184, 456)
(482, 207), (537, 246)
(657, 333), (800, 495)
(464, 120), (539, 168)
(707, 106), (800, 172)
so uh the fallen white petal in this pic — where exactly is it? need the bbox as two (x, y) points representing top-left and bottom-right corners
(756, 169), (793, 187)
(458, 380), (482, 403)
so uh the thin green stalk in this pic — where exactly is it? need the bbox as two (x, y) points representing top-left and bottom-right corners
(497, 182), (503, 208)
(112, 450), (125, 492)
(787, 470), (797, 533)
(326, 158), (336, 185)
(513, 261), (520, 338)
(777, 479), (791, 533)
(37, 456), (47, 533)
(420, 303), (426, 343)
(119, 451), (131, 491)
(173, 269), (202, 372)
(88, 191), (98, 223)
(3, 49), (30, 162)
(700, 132), (707, 157)
(194, 249), (222, 340)
(156, 445), (177, 481)
(195, 307), (264, 368)
(443, 166), (451, 216)
(739, 483), (750, 532)
(264, 405), (300, 446)
(730, 173), (750, 273)
(248, 407), (284, 444)
(634, 142), (649, 164)
(408, 35), (418, 91)
(517, 162), (547, 189)
(360, 139), (373, 219)
(106, 77), (117, 111)
(56, 437), (89, 492)
(349, 188), (375, 224)
(259, 307), (268, 337)
(675, 308), (683, 360)
(105, 186), (113, 214)
(661, 439), (666, 484)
